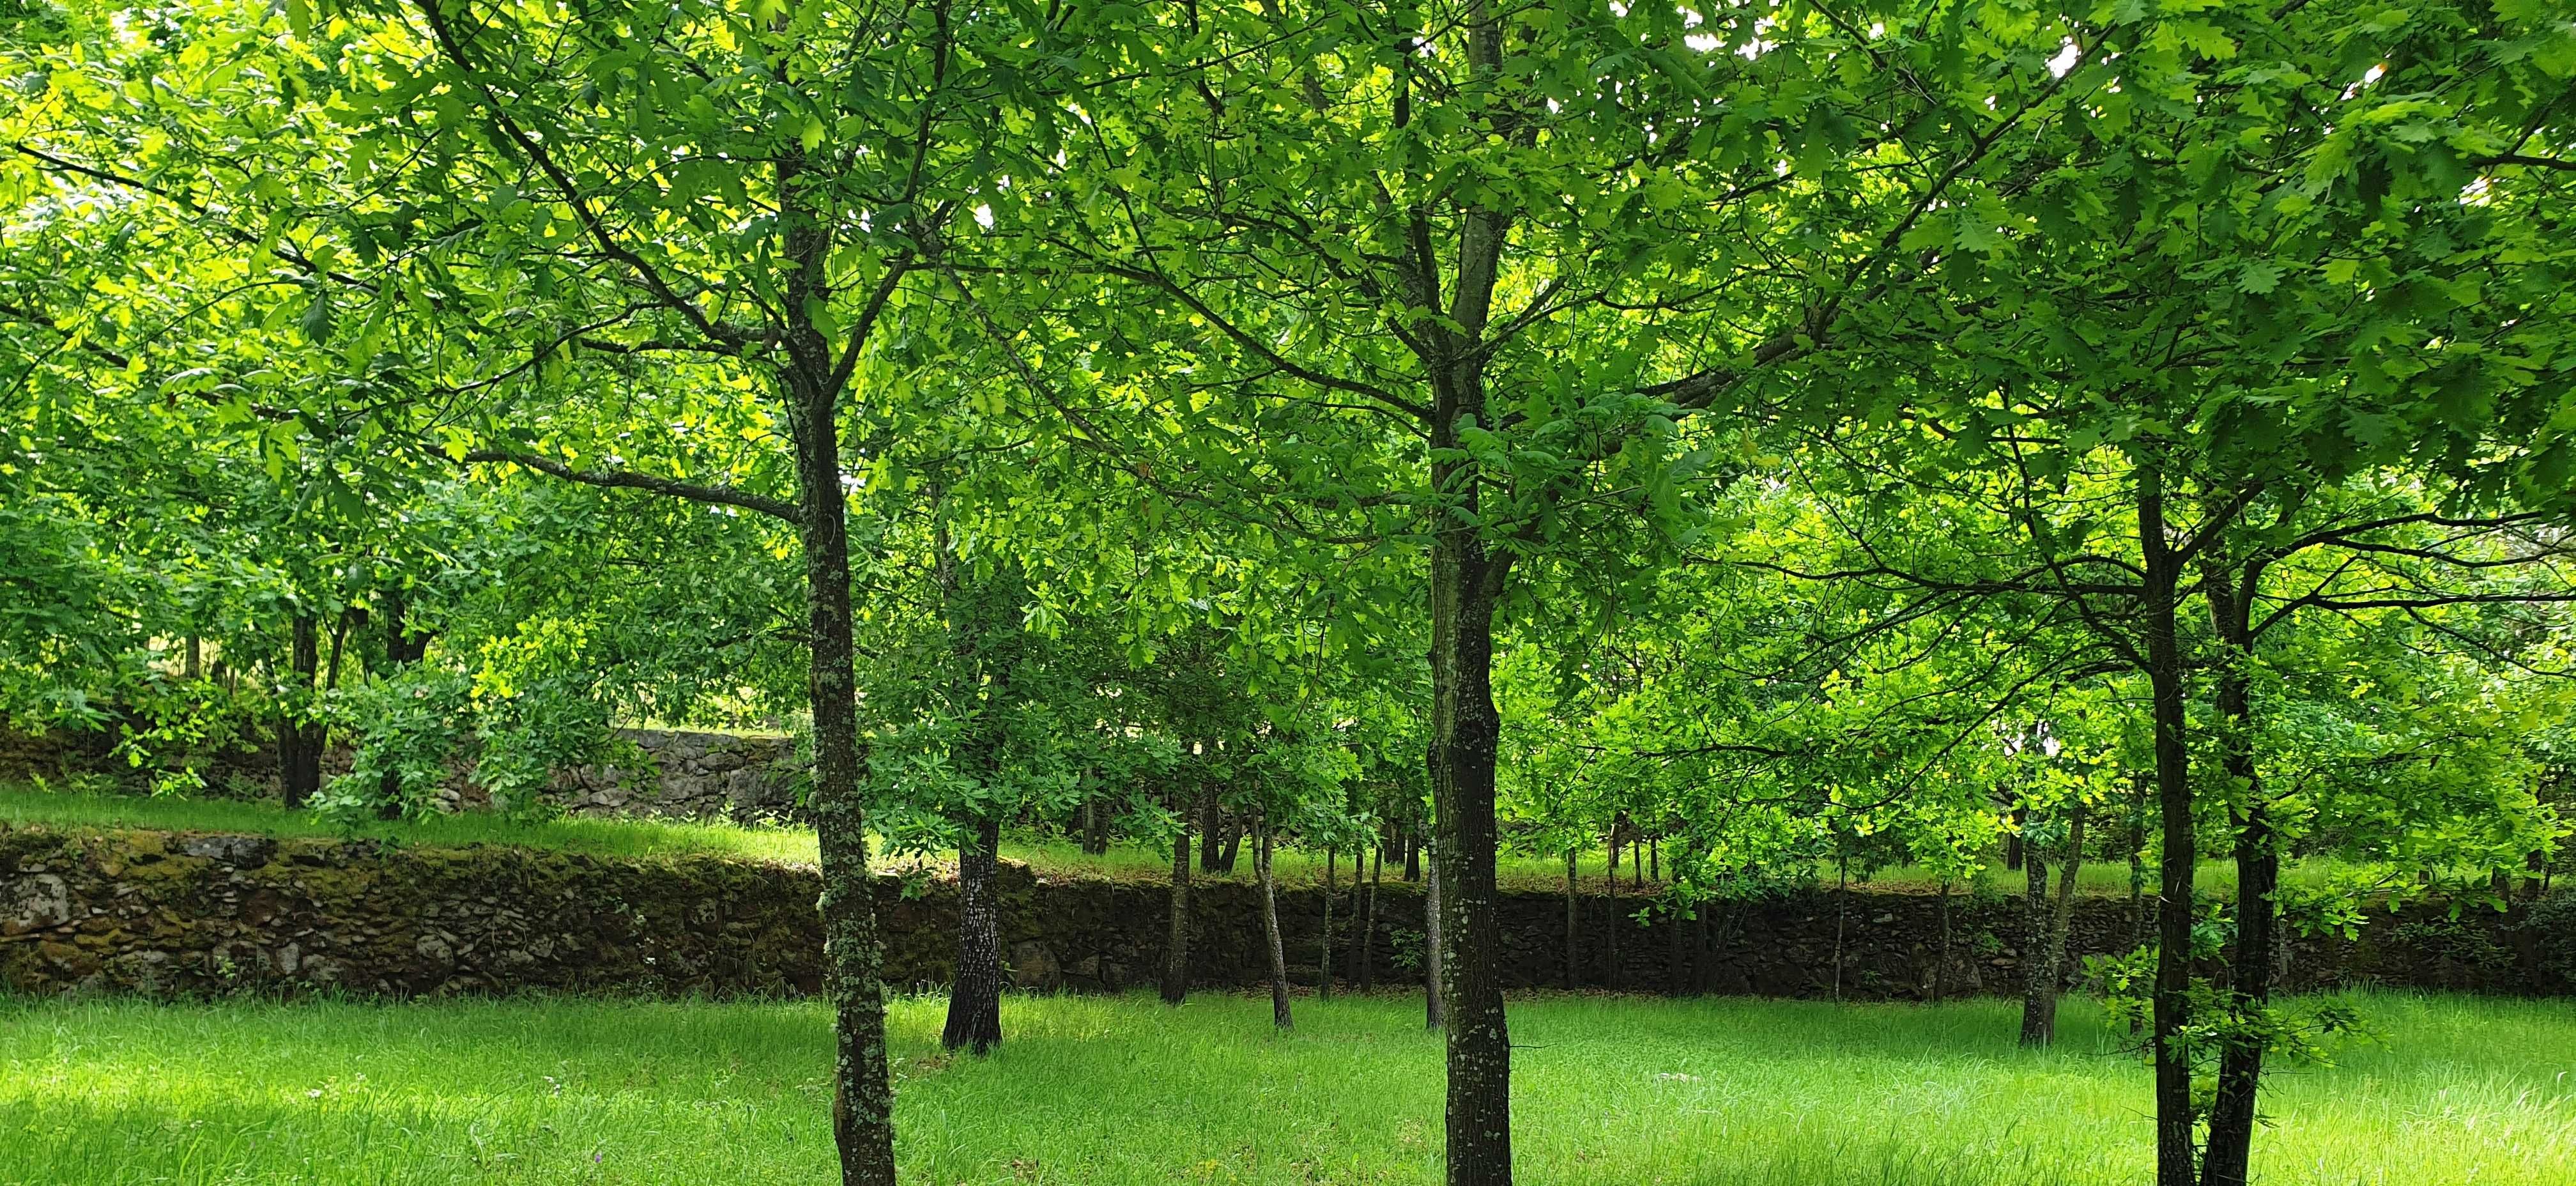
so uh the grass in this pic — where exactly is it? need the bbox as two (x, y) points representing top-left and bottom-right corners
(0, 782), (2380, 898)
(1, 989), (2566, 1185)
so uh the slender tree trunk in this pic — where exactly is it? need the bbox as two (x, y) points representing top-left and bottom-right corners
(2128, 773), (2150, 952)
(1163, 821), (1192, 1005)
(2202, 546), (2276, 1186)
(2139, 468), (2199, 1186)
(1361, 844), (1381, 990)
(183, 635), (202, 681)
(1648, 838), (1659, 884)
(1405, 820), (1422, 882)
(1423, 830), (1445, 1031)
(1218, 819), (1244, 874)
(1259, 820), (1292, 1029)
(783, 377), (898, 1186)
(942, 813), (1005, 1054)
(2020, 827), (2056, 1046)
(279, 613), (323, 810)
(1832, 848), (1848, 1005)
(2049, 806), (2087, 1005)
(1563, 847), (1580, 990)
(1604, 848), (1621, 991)
(1200, 789), (1223, 872)
(1321, 847), (1337, 1001)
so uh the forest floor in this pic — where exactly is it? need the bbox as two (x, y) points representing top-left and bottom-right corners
(0, 782), (2355, 898)
(1, 989), (2564, 1185)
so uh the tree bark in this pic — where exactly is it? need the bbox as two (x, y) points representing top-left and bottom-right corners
(1423, 829), (1445, 1030)
(2201, 541), (2276, 1186)
(1200, 789), (1223, 872)
(2139, 468), (2199, 1186)
(2019, 817), (2060, 1046)
(1163, 820), (1193, 1004)
(942, 813), (1005, 1054)
(784, 378), (899, 1186)
(1259, 820), (1293, 1029)
(1426, 526), (1508, 1184)
(1321, 847), (1337, 1001)
(279, 613), (323, 810)
(1563, 847), (1580, 989)
(1218, 820), (1244, 874)
(1361, 843), (1380, 990)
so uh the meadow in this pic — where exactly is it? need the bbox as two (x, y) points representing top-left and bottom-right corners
(2, 989), (2565, 1186)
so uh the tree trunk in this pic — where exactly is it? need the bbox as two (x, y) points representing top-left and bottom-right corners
(1563, 847), (1580, 990)
(1934, 879), (1951, 1005)
(942, 813), (1005, 1054)
(2050, 806), (2086, 1003)
(1163, 822), (1192, 1005)
(1259, 820), (1292, 1029)
(1218, 820), (1244, 874)
(1832, 849), (1849, 1005)
(784, 380), (898, 1186)
(183, 635), (202, 681)
(1321, 847), (1337, 1001)
(1361, 843), (1381, 990)
(2138, 468), (2198, 1186)
(1423, 830), (1445, 1031)
(1604, 851), (1621, 991)
(2128, 773), (2150, 952)
(279, 613), (323, 810)
(2020, 826), (2055, 1047)
(1200, 789), (1223, 872)
(1404, 820), (1422, 882)
(2201, 546), (2276, 1186)
(1426, 526), (1508, 1185)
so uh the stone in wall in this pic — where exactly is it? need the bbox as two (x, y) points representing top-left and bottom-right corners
(549, 729), (806, 825)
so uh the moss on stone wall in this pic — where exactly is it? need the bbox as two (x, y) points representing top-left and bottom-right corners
(4, 822), (2563, 1001)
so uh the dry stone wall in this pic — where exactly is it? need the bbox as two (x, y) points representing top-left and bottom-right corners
(1, 726), (805, 825)
(4, 824), (2567, 1000)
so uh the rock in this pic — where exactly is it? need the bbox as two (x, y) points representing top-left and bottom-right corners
(5, 872), (70, 935)
(1009, 940), (1062, 991)
(180, 835), (277, 867)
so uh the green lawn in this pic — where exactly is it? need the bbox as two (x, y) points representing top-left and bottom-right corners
(2, 782), (2349, 898)
(1, 990), (2564, 1185)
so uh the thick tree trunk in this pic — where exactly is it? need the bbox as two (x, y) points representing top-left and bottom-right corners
(942, 813), (1005, 1054)
(785, 385), (898, 1186)
(2202, 550), (2276, 1186)
(2139, 469), (2198, 1186)
(1563, 847), (1580, 989)
(1259, 821), (1292, 1029)
(279, 613), (323, 810)
(1200, 789), (1223, 872)
(1163, 822), (1192, 1004)
(1426, 528), (1508, 1185)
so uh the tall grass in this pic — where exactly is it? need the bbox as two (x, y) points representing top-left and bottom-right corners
(1, 990), (2565, 1185)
